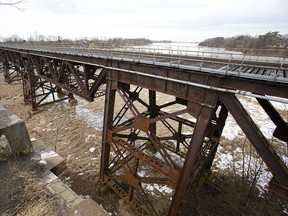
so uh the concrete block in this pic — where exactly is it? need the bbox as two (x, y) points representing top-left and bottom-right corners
(0, 104), (32, 154)
(39, 150), (66, 175)
(71, 198), (109, 216)
(46, 176), (109, 215)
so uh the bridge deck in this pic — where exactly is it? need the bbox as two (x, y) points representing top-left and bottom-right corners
(1, 44), (287, 85)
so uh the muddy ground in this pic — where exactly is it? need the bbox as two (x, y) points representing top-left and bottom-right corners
(0, 70), (287, 215)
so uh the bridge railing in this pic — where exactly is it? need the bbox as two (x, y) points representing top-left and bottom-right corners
(0, 43), (288, 62)
(1, 42), (287, 64)
(1, 42), (287, 63)
(0, 43), (287, 83)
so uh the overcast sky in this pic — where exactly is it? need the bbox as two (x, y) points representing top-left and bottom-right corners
(0, 0), (287, 42)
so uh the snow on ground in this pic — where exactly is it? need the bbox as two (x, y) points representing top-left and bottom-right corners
(216, 96), (287, 194)
(272, 101), (288, 110)
(214, 146), (273, 192)
(144, 183), (173, 199)
(222, 96), (280, 140)
(75, 98), (104, 130)
(154, 150), (184, 167)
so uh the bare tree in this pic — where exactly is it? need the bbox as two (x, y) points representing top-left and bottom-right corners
(0, 0), (26, 11)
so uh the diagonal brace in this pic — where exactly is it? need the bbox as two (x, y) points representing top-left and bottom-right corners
(220, 93), (288, 186)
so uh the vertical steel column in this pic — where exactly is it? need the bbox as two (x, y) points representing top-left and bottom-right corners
(30, 72), (38, 111)
(100, 72), (116, 178)
(149, 90), (157, 135)
(127, 158), (139, 201)
(21, 56), (38, 110)
(169, 104), (215, 215)
(0, 50), (3, 70)
(2, 52), (11, 82)
(176, 122), (183, 152)
(204, 104), (228, 170)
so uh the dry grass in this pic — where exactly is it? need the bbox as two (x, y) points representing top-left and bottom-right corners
(0, 155), (64, 215)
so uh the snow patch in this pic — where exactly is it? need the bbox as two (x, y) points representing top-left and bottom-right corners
(215, 152), (233, 170)
(30, 137), (37, 142)
(89, 147), (96, 153)
(214, 148), (273, 193)
(86, 134), (96, 143)
(76, 105), (103, 130)
(41, 151), (58, 159)
(80, 195), (90, 199)
(222, 96), (287, 140)
(67, 154), (73, 160)
(154, 184), (173, 194)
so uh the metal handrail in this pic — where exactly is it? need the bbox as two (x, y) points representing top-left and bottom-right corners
(1, 43), (286, 63)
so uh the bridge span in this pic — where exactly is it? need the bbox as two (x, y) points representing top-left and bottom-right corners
(0, 44), (287, 215)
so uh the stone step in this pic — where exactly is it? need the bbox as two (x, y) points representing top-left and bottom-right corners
(33, 139), (109, 216)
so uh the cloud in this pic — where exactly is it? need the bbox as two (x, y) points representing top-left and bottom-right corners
(30, 0), (79, 14)
(0, 0), (287, 41)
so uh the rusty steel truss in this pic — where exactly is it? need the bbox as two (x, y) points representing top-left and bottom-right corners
(0, 49), (106, 110)
(0, 46), (288, 215)
(100, 62), (288, 215)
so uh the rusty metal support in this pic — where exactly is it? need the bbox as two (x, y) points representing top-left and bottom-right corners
(1, 50), (106, 110)
(257, 98), (288, 143)
(102, 79), (189, 214)
(102, 68), (229, 215)
(269, 178), (288, 199)
(102, 63), (238, 215)
(169, 104), (216, 215)
(205, 103), (228, 169)
(1, 50), (22, 83)
(100, 74), (116, 178)
(149, 90), (157, 135)
(20, 55), (69, 110)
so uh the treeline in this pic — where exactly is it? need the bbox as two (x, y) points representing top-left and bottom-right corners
(152, 40), (173, 43)
(0, 33), (152, 48)
(199, 31), (288, 49)
(106, 37), (152, 47)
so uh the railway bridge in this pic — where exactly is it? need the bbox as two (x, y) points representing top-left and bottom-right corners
(0, 43), (287, 215)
